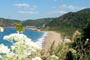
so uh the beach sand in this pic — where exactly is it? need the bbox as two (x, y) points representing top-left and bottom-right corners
(42, 31), (62, 53)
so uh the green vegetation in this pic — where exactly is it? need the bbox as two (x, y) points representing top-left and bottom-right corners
(40, 22), (90, 60)
(70, 22), (90, 60)
(40, 41), (69, 60)
(39, 8), (90, 60)
(22, 18), (54, 27)
(46, 8), (90, 37)
(16, 23), (24, 32)
(0, 8), (90, 38)
(0, 18), (20, 27)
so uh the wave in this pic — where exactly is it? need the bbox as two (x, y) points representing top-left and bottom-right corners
(35, 32), (48, 48)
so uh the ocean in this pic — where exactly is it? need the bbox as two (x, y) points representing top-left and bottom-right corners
(0, 28), (47, 48)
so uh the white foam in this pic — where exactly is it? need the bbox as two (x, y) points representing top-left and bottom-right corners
(35, 32), (48, 48)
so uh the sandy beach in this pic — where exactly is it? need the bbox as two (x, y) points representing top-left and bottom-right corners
(42, 31), (62, 53)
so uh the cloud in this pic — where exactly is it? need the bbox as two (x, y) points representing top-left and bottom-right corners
(61, 5), (86, 10)
(49, 4), (87, 18)
(51, 5), (86, 16)
(18, 10), (39, 14)
(14, 3), (30, 8)
(59, 10), (67, 14)
(49, 10), (67, 15)
(52, 5), (86, 11)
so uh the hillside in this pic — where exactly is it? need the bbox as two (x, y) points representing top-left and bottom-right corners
(47, 8), (90, 28)
(22, 8), (90, 30)
(46, 8), (90, 37)
(0, 18), (54, 27)
(0, 8), (90, 37)
(0, 18), (20, 27)
(22, 18), (54, 27)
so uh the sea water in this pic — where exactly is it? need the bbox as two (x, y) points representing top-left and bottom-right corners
(0, 28), (47, 48)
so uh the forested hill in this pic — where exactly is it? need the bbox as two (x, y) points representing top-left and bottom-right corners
(22, 8), (90, 28)
(22, 18), (54, 27)
(0, 18), (20, 27)
(46, 8), (90, 36)
(0, 18), (55, 27)
(47, 8), (90, 28)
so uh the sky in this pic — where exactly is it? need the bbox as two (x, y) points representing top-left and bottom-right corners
(0, 0), (89, 20)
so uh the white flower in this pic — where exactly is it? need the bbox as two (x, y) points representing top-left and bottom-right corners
(69, 48), (76, 53)
(26, 39), (41, 49)
(6, 52), (16, 58)
(32, 57), (42, 60)
(0, 44), (10, 54)
(3, 33), (28, 41)
(25, 50), (31, 56)
(3, 33), (42, 58)
(11, 46), (16, 50)
(25, 40), (42, 52)
(51, 55), (59, 60)
(3, 35), (14, 40)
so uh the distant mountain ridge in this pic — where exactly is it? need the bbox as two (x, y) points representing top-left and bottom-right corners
(0, 18), (55, 27)
(0, 18), (20, 27)
(22, 18), (55, 27)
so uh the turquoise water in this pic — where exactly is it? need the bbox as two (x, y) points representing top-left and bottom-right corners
(0, 28), (44, 47)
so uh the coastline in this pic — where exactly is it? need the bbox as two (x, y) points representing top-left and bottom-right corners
(42, 31), (62, 53)
(2, 27), (63, 55)
(3, 27), (62, 51)
(35, 32), (48, 48)
(6, 27), (63, 51)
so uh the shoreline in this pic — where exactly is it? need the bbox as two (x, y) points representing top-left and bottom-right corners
(4, 27), (62, 52)
(42, 31), (62, 53)
(35, 32), (48, 48)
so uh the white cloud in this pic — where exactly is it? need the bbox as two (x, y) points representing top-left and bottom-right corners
(14, 3), (30, 8)
(14, 3), (38, 10)
(59, 10), (67, 14)
(18, 10), (39, 14)
(52, 5), (86, 11)
(49, 10), (67, 15)
(49, 4), (87, 18)
(61, 5), (86, 10)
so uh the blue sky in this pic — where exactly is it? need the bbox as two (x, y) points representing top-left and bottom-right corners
(0, 0), (89, 20)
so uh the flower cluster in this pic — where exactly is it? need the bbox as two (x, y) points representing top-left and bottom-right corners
(0, 44), (10, 54)
(0, 33), (42, 60)
(0, 32), (59, 60)
(3, 33), (28, 41)
(69, 48), (77, 54)
(50, 55), (59, 60)
(32, 57), (42, 60)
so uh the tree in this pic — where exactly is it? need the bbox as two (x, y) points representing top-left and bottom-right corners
(16, 23), (24, 33)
